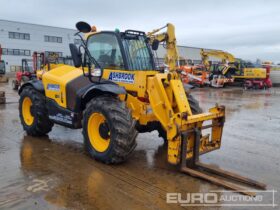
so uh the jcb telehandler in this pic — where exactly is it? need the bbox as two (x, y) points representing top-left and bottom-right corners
(18, 22), (265, 195)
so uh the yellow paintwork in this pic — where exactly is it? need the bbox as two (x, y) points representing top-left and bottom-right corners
(146, 72), (224, 164)
(233, 68), (266, 79)
(147, 24), (179, 72)
(201, 49), (235, 70)
(42, 65), (82, 108)
(87, 112), (110, 152)
(145, 25), (224, 163)
(201, 49), (267, 79)
(22, 97), (34, 126)
(103, 69), (158, 97)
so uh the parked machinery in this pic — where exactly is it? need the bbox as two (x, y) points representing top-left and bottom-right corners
(0, 44), (8, 83)
(230, 59), (272, 89)
(12, 52), (74, 90)
(178, 58), (210, 87)
(12, 51), (45, 90)
(18, 22), (265, 195)
(200, 49), (235, 87)
(12, 58), (35, 90)
(44, 53), (73, 71)
(32, 51), (46, 72)
(201, 49), (272, 89)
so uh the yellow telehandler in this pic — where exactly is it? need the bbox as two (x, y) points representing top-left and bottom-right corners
(18, 22), (265, 195)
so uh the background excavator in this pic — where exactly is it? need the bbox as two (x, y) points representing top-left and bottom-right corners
(230, 58), (272, 89)
(18, 21), (265, 195)
(201, 49), (272, 89)
(200, 49), (235, 87)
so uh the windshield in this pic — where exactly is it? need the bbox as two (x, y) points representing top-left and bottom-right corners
(122, 34), (154, 70)
(210, 64), (227, 73)
(87, 33), (125, 70)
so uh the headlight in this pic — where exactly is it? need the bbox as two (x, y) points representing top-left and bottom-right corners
(91, 68), (102, 77)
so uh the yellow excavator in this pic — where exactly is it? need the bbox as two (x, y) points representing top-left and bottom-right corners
(201, 49), (272, 88)
(200, 49), (235, 87)
(201, 49), (235, 69)
(18, 22), (265, 195)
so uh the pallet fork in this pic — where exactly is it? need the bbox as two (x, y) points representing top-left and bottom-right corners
(180, 128), (266, 196)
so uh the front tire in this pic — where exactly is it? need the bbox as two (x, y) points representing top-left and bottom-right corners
(19, 86), (53, 136)
(83, 96), (138, 164)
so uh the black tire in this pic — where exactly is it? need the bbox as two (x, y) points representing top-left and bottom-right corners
(19, 86), (53, 136)
(158, 93), (202, 142)
(82, 95), (138, 164)
(186, 94), (203, 114)
(12, 80), (19, 90)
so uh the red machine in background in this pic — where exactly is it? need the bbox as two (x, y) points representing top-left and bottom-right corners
(32, 51), (45, 72)
(243, 65), (273, 89)
(12, 51), (73, 90)
(178, 59), (210, 87)
(12, 52), (45, 90)
(180, 64), (210, 87)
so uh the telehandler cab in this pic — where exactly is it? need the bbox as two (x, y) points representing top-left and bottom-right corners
(19, 22), (265, 195)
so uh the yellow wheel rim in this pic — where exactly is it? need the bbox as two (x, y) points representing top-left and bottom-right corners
(87, 113), (110, 152)
(22, 97), (34, 126)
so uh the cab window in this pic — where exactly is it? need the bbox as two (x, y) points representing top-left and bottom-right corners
(87, 33), (125, 70)
(122, 35), (154, 70)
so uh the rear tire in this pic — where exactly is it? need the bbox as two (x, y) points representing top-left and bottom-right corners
(158, 93), (202, 142)
(83, 95), (138, 164)
(19, 86), (53, 136)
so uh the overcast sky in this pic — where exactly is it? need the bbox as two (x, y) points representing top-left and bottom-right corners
(1, 0), (279, 62)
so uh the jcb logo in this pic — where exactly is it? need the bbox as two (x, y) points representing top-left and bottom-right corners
(167, 192), (218, 204)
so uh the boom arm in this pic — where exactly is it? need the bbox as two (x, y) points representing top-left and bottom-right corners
(147, 24), (179, 72)
(144, 24), (225, 165)
(200, 49), (235, 70)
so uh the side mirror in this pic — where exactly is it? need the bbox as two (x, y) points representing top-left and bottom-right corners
(69, 44), (82, 68)
(76, 21), (92, 33)
(152, 39), (160, 51)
